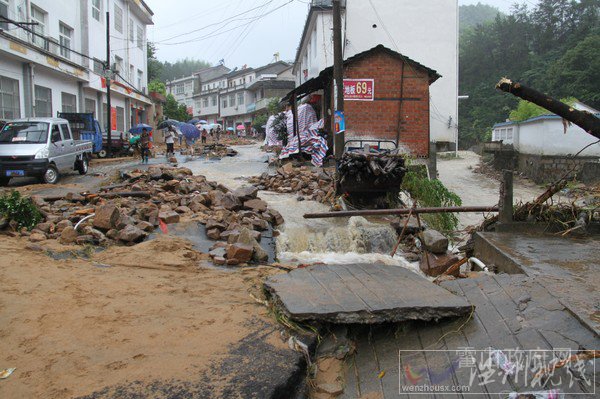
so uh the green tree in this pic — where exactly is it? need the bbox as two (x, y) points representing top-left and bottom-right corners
(147, 42), (162, 83)
(164, 94), (191, 121)
(148, 79), (166, 95)
(159, 58), (212, 81)
(252, 114), (268, 131)
(266, 97), (282, 115)
(459, 3), (502, 32)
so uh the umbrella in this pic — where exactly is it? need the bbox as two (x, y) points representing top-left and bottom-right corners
(128, 123), (153, 135)
(179, 123), (201, 140)
(157, 119), (181, 130)
(187, 118), (200, 124)
(236, 124), (245, 130)
(198, 120), (208, 124)
(226, 127), (234, 131)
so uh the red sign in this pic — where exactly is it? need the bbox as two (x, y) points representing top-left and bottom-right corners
(343, 79), (374, 101)
(110, 107), (117, 131)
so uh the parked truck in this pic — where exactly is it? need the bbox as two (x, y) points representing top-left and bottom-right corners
(57, 112), (132, 158)
(0, 118), (93, 185)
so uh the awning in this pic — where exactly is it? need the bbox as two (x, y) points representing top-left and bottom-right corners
(281, 69), (331, 104)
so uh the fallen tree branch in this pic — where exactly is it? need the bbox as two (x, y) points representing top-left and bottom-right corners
(304, 206), (498, 219)
(496, 78), (600, 138)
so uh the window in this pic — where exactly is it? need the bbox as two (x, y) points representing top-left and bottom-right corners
(93, 59), (104, 74)
(211, 96), (217, 106)
(0, 0), (8, 31)
(0, 75), (20, 119)
(59, 124), (71, 140)
(61, 92), (77, 112)
(114, 4), (123, 33)
(222, 98), (227, 108)
(85, 98), (96, 115)
(129, 64), (134, 81)
(137, 69), (143, 90)
(202, 98), (208, 108)
(114, 55), (123, 75)
(185, 82), (192, 92)
(116, 106), (124, 131)
(34, 85), (52, 117)
(59, 23), (73, 59)
(51, 125), (61, 143)
(237, 93), (244, 105)
(129, 19), (134, 43)
(136, 25), (143, 50)
(91, 0), (101, 22)
(30, 6), (47, 49)
(506, 127), (513, 140)
(229, 95), (235, 107)
(175, 84), (184, 95)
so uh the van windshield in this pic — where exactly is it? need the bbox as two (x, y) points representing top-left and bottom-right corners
(0, 122), (49, 144)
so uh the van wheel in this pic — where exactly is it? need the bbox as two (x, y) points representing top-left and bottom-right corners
(0, 177), (10, 187)
(43, 165), (59, 184)
(77, 156), (89, 175)
(98, 149), (107, 158)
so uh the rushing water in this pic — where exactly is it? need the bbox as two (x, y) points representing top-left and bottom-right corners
(185, 144), (420, 273)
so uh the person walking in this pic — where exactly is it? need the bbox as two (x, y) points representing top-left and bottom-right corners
(201, 128), (208, 144)
(216, 126), (221, 143)
(165, 126), (175, 157)
(140, 128), (150, 164)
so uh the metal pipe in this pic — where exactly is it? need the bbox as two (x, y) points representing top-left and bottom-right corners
(303, 205), (499, 219)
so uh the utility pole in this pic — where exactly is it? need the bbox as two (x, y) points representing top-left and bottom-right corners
(332, 0), (344, 159)
(105, 11), (112, 157)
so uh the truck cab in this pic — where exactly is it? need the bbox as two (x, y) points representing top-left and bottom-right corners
(0, 118), (93, 185)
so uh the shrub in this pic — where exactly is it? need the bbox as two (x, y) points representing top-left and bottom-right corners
(0, 190), (43, 230)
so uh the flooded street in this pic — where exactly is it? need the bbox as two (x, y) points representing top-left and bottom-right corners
(185, 144), (419, 271)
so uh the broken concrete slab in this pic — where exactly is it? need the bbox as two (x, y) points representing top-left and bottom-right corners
(264, 263), (472, 324)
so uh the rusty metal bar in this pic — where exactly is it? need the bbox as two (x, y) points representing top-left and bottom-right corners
(303, 206), (499, 219)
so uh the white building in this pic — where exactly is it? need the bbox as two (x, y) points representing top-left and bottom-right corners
(0, 0), (154, 131)
(492, 102), (600, 157)
(166, 75), (195, 116)
(293, 0), (458, 148)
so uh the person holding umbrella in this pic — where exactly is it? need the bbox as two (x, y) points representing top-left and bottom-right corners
(140, 128), (150, 164)
(165, 125), (176, 157)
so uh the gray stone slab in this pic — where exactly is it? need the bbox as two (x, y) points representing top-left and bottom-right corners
(474, 232), (600, 336)
(264, 263), (472, 324)
(340, 274), (600, 399)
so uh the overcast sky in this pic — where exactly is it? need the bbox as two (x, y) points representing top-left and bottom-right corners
(145, 0), (535, 67)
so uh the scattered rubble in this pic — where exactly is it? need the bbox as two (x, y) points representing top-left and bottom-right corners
(248, 164), (336, 204)
(1, 165), (283, 267)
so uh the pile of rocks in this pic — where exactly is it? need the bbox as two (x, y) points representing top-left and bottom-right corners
(200, 143), (238, 158)
(248, 163), (336, 204)
(16, 165), (283, 264)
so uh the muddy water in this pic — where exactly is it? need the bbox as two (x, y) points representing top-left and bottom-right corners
(185, 145), (419, 272)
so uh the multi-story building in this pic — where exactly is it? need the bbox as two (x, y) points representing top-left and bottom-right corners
(193, 61), (294, 128)
(293, 0), (458, 150)
(0, 0), (154, 131)
(165, 75), (195, 116)
(191, 64), (230, 120)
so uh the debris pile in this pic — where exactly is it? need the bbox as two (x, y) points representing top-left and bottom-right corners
(337, 150), (406, 191)
(3, 165), (283, 265)
(248, 163), (336, 204)
(200, 143), (238, 158)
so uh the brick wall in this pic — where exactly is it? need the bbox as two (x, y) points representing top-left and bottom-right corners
(343, 50), (431, 157)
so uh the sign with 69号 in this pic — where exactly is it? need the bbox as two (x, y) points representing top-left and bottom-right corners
(343, 79), (374, 101)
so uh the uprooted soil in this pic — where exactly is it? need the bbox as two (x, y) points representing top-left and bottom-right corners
(0, 234), (303, 398)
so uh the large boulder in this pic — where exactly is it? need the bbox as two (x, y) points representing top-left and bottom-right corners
(421, 229), (449, 254)
(220, 193), (242, 211)
(232, 186), (258, 201)
(243, 199), (268, 213)
(159, 211), (180, 224)
(118, 225), (147, 243)
(59, 226), (79, 244)
(227, 243), (254, 263)
(93, 204), (120, 231)
(420, 252), (460, 277)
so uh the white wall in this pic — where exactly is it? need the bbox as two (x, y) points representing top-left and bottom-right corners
(34, 67), (80, 114)
(0, 57), (25, 118)
(517, 119), (600, 157)
(295, 0), (458, 144)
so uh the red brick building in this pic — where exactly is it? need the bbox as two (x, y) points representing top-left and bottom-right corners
(285, 45), (440, 157)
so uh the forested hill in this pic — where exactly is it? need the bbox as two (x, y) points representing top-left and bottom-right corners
(458, 0), (600, 149)
(459, 2), (502, 32)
